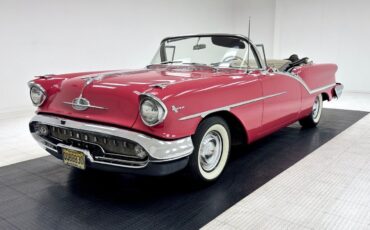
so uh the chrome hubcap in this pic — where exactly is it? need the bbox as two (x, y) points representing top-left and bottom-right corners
(199, 131), (223, 172)
(312, 97), (320, 119)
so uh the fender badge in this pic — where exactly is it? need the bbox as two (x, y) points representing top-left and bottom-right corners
(172, 105), (185, 113)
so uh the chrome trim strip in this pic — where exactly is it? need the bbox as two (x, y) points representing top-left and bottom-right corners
(160, 33), (264, 69)
(30, 115), (194, 163)
(63, 101), (107, 110)
(179, 92), (287, 121)
(278, 72), (336, 95)
(309, 83), (336, 94)
(95, 156), (147, 165)
(178, 73), (335, 121)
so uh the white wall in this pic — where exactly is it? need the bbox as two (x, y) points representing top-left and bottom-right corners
(274, 0), (370, 93)
(233, 0), (276, 58)
(0, 0), (370, 112)
(0, 0), (236, 113)
(6, 0), (366, 114)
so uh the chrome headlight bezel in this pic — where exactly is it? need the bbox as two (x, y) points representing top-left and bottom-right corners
(28, 81), (47, 107)
(139, 94), (168, 127)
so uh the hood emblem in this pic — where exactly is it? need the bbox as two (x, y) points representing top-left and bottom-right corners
(71, 97), (90, 111)
(64, 97), (107, 111)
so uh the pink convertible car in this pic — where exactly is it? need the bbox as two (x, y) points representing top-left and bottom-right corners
(28, 34), (343, 182)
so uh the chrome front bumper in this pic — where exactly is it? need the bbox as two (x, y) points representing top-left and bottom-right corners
(29, 114), (194, 174)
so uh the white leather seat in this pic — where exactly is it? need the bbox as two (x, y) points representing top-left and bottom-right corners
(266, 59), (291, 71)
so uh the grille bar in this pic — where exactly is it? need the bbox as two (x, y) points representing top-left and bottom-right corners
(33, 124), (149, 165)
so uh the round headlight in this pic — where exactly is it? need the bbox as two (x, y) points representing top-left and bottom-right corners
(139, 95), (167, 126)
(29, 84), (47, 106)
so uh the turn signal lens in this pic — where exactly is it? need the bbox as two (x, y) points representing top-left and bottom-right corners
(36, 124), (49, 136)
(134, 145), (147, 159)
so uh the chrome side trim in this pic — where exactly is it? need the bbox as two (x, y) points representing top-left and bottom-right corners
(278, 72), (336, 95)
(309, 83), (336, 94)
(179, 92), (286, 121)
(30, 115), (194, 162)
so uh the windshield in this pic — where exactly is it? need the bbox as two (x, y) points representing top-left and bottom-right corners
(150, 36), (260, 69)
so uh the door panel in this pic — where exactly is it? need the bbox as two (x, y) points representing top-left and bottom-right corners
(259, 72), (301, 136)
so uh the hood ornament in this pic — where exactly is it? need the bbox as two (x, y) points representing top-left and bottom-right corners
(64, 70), (137, 111)
(63, 76), (107, 111)
(150, 83), (169, 89)
(64, 97), (107, 111)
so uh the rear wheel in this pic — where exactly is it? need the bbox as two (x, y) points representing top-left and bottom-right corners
(187, 117), (230, 182)
(299, 94), (323, 128)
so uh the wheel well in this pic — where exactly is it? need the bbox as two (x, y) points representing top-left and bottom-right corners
(204, 111), (247, 145)
(322, 92), (330, 101)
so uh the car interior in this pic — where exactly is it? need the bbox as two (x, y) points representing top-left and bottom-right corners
(229, 54), (309, 72)
(266, 54), (309, 72)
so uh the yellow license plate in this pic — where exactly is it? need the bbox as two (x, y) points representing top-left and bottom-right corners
(62, 148), (86, 170)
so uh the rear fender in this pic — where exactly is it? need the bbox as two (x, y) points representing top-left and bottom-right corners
(292, 64), (338, 114)
(292, 63), (338, 92)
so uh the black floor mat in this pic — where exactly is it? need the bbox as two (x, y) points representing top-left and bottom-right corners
(0, 109), (367, 230)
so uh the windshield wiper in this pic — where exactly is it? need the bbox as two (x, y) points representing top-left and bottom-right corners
(148, 61), (218, 71)
(147, 60), (183, 68)
(159, 60), (183, 64)
(182, 62), (218, 71)
(181, 62), (207, 66)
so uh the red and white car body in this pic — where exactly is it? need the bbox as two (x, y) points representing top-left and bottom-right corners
(28, 34), (342, 181)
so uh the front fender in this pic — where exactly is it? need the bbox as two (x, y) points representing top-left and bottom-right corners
(132, 75), (263, 141)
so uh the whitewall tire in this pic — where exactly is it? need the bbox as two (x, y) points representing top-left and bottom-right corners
(299, 94), (323, 128)
(188, 117), (230, 182)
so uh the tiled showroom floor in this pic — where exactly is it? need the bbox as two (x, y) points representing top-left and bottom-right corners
(0, 92), (370, 229)
(0, 111), (48, 167)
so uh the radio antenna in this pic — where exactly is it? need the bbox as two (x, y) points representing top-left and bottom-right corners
(246, 17), (251, 71)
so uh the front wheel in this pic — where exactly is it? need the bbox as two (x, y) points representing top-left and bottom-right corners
(187, 117), (230, 183)
(299, 94), (323, 128)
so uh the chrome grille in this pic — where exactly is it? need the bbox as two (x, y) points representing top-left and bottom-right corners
(31, 122), (149, 166)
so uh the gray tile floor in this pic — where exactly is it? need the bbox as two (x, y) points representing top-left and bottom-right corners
(202, 113), (370, 229)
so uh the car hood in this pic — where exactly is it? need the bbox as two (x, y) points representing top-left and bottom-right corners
(36, 66), (239, 128)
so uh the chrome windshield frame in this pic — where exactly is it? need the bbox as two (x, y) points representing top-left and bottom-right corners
(155, 33), (264, 70)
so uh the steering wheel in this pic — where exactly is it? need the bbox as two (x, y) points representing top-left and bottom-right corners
(222, 55), (244, 63)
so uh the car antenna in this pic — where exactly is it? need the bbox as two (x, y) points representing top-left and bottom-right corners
(246, 16), (251, 72)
